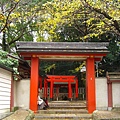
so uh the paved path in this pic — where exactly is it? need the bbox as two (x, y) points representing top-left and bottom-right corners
(93, 110), (120, 120)
(2, 109), (34, 120)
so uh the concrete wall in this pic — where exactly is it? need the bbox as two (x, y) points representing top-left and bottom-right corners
(0, 68), (12, 115)
(96, 77), (108, 110)
(15, 79), (30, 109)
(112, 83), (120, 107)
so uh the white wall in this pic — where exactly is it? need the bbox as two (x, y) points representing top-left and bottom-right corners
(15, 79), (30, 109)
(96, 77), (108, 110)
(0, 68), (12, 114)
(112, 83), (120, 107)
(14, 77), (120, 111)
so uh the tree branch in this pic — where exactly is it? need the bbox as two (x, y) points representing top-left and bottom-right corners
(83, 0), (120, 34)
(8, 12), (36, 45)
(0, 1), (19, 33)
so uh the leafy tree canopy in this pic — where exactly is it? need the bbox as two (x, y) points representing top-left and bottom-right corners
(0, 0), (50, 52)
(38, 0), (120, 41)
(0, 0), (120, 78)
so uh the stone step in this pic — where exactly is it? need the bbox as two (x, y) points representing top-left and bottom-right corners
(34, 100), (89, 120)
(48, 100), (86, 109)
(49, 101), (86, 107)
(34, 113), (92, 119)
(38, 109), (88, 114)
(49, 103), (86, 106)
(49, 105), (86, 109)
(33, 118), (91, 120)
(48, 100), (86, 106)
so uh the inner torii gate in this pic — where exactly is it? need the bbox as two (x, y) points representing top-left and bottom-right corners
(44, 75), (78, 101)
(16, 42), (109, 113)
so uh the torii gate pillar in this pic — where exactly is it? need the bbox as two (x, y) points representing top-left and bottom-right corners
(86, 57), (96, 113)
(30, 57), (39, 112)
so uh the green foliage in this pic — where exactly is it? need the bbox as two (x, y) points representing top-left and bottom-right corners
(44, 63), (56, 73)
(0, 49), (18, 73)
(99, 35), (120, 73)
(0, 0), (49, 52)
(40, 61), (83, 76)
(40, 61), (86, 87)
(36, 0), (120, 42)
(0, 0), (120, 49)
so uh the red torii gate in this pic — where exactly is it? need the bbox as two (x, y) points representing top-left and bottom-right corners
(16, 42), (109, 113)
(43, 75), (78, 101)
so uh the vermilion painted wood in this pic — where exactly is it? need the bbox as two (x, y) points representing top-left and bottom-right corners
(47, 75), (76, 78)
(68, 81), (72, 99)
(50, 81), (54, 100)
(75, 79), (78, 99)
(30, 57), (39, 112)
(46, 75), (77, 100)
(108, 82), (113, 108)
(20, 52), (107, 57)
(56, 87), (59, 99)
(47, 79), (75, 82)
(39, 76), (42, 89)
(106, 74), (120, 108)
(24, 57), (31, 60)
(53, 84), (75, 87)
(18, 43), (108, 113)
(44, 79), (48, 99)
(94, 58), (102, 61)
(44, 79), (46, 99)
(46, 81), (48, 99)
(86, 57), (96, 113)
(23, 56), (103, 62)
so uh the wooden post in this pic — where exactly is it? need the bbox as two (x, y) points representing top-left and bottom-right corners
(68, 81), (72, 101)
(75, 79), (78, 100)
(50, 80), (54, 101)
(44, 79), (46, 99)
(30, 57), (39, 112)
(39, 76), (42, 90)
(86, 57), (96, 113)
(56, 87), (59, 101)
(46, 80), (48, 100)
(108, 81), (113, 110)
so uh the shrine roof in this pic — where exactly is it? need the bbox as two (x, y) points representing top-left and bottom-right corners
(16, 42), (109, 54)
